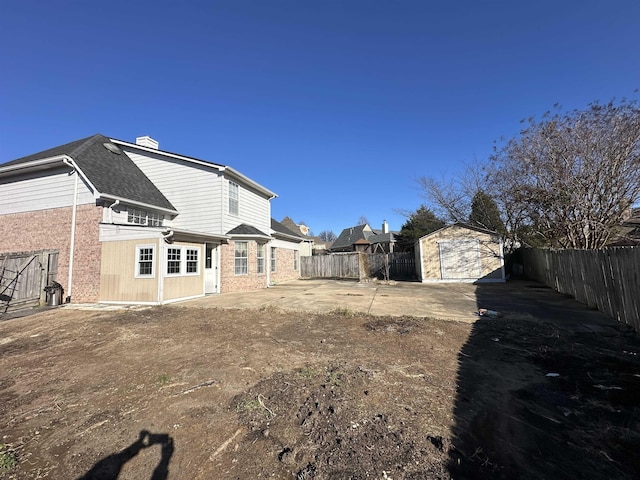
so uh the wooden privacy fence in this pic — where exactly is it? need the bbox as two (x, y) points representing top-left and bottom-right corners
(522, 247), (640, 331)
(301, 252), (416, 281)
(0, 250), (58, 315)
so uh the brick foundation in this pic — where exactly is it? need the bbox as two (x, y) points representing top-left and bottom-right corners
(0, 204), (103, 303)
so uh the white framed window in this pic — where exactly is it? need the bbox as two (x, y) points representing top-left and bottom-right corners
(271, 247), (277, 272)
(235, 241), (248, 275)
(167, 248), (181, 274)
(135, 245), (155, 278)
(186, 248), (199, 274)
(294, 250), (299, 270)
(165, 246), (201, 276)
(257, 243), (265, 274)
(229, 181), (239, 216)
(128, 208), (164, 227)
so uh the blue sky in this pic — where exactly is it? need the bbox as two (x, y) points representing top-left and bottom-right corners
(1, 1), (638, 235)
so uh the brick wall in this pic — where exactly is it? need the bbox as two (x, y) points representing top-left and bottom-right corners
(0, 204), (103, 303)
(219, 241), (268, 293)
(270, 247), (300, 285)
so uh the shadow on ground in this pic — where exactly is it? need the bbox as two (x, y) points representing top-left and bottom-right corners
(77, 430), (174, 480)
(448, 281), (640, 479)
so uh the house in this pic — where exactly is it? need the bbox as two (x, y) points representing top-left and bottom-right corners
(0, 134), (302, 305)
(269, 218), (305, 282)
(331, 221), (397, 253)
(279, 216), (314, 256)
(415, 223), (505, 283)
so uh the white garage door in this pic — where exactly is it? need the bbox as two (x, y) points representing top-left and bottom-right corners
(438, 239), (481, 279)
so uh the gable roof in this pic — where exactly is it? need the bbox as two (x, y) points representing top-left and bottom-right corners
(331, 224), (372, 250)
(417, 222), (502, 242)
(1, 134), (176, 213)
(271, 218), (304, 242)
(368, 232), (397, 244)
(226, 223), (270, 238)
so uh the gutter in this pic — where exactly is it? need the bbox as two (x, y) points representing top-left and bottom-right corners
(0, 155), (69, 176)
(99, 194), (179, 216)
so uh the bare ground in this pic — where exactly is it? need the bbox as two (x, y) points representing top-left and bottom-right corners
(1, 301), (639, 479)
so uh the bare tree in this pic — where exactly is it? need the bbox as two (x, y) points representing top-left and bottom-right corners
(488, 98), (640, 249)
(417, 160), (491, 224)
(357, 215), (369, 226)
(318, 230), (337, 242)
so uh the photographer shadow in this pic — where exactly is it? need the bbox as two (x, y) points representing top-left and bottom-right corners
(77, 430), (174, 480)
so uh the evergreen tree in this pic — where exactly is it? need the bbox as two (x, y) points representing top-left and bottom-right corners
(468, 190), (505, 233)
(396, 206), (446, 251)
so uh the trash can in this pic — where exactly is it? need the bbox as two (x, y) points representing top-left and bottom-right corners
(44, 281), (63, 306)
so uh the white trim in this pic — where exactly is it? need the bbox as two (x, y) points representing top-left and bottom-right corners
(234, 240), (249, 275)
(134, 244), (156, 278)
(0, 154), (69, 176)
(162, 293), (205, 304)
(100, 194), (178, 216)
(165, 245), (201, 277)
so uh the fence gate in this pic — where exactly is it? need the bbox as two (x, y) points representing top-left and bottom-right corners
(0, 250), (58, 315)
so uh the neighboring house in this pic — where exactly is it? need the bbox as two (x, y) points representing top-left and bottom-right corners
(279, 216), (314, 256)
(607, 207), (640, 246)
(0, 134), (301, 305)
(415, 223), (505, 283)
(331, 221), (397, 253)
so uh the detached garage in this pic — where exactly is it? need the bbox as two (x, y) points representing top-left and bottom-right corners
(415, 223), (505, 283)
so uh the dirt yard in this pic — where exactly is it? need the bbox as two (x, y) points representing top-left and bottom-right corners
(1, 287), (639, 479)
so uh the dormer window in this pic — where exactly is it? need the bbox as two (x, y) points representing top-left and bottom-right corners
(128, 208), (164, 227)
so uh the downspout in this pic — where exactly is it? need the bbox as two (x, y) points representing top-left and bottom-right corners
(108, 200), (120, 223)
(266, 240), (271, 287)
(158, 231), (174, 304)
(63, 158), (78, 302)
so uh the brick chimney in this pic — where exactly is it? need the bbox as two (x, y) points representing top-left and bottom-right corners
(135, 136), (159, 149)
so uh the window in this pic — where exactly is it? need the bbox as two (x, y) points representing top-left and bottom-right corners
(167, 248), (181, 274)
(135, 245), (155, 277)
(128, 208), (164, 226)
(235, 241), (248, 275)
(128, 208), (145, 224)
(186, 249), (199, 273)
(271, 247), (277, 272)
(165, 246), (200, 276)
(148, 212), (163, 227)
(294, 250), (299, 270)
(257, 243), (265, 274)
(229, 181), (239, 216)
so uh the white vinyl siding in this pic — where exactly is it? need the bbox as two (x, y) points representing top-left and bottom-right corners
(0, 167), (95, 215)
(222, 179), (271, 235)
(123, 149), (224, 233)
(119, 147), (272, 236)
